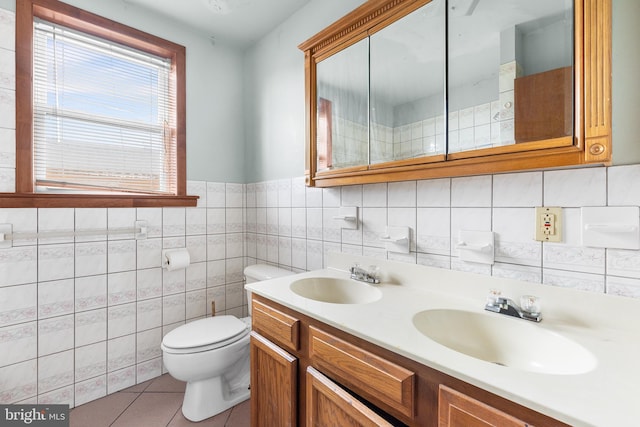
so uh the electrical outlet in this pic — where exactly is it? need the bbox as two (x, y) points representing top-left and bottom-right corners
(535, 207), (562, 242)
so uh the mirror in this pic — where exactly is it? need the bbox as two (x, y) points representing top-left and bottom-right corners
(316, 38), (369, 171)
(370, 0), (445, 163)
(300, 0), (611, 187)
(448, 0), (574, 154)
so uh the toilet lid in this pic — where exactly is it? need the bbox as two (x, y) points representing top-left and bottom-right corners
(162, 315), (248, 350)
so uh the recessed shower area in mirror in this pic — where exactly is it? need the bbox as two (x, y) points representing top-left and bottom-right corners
(300, 0), (611, 187)
(447, 0), (574, 155)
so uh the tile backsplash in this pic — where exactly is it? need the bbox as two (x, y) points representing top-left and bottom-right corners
(244, 167), (640, 301)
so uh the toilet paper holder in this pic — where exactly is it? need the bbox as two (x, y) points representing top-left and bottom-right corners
(162, 248), (191, 270)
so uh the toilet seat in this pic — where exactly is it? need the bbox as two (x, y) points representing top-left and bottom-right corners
(162, 315), (249, 354)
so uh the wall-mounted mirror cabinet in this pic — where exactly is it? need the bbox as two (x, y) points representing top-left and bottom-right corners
(299, 0), (611, 187)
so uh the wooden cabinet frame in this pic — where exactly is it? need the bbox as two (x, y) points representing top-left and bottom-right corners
(299, 0), (612, 187)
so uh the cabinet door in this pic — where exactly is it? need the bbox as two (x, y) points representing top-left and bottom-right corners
(306, 366), (394, 427)
(439, 385), (530, 427)
(250, 332), (297, 427)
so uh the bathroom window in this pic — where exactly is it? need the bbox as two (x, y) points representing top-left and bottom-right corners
(10, 0), (196, 207)
(32, 20), (175, 194)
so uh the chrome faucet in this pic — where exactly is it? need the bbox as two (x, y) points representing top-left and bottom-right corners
(485, 291), (542, 322)
(349, 264), (380, 284)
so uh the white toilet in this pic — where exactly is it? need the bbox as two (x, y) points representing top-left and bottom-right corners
(161, 264), (294, 422)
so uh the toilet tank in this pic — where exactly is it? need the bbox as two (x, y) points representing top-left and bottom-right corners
(244, 264), (295, 315)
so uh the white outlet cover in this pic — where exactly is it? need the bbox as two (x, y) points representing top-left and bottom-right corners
(581, 206), (640, 249)
(534, 207), (562, 242)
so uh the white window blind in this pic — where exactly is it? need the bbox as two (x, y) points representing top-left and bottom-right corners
(33, 19), (177, 195)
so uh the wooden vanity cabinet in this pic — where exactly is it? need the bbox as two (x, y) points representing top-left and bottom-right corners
(250, 295), (569, 427)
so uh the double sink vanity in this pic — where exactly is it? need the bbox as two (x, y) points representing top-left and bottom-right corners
(247, 253), (640, 426)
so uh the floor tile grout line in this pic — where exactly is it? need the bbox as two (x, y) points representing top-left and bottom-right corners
(107, 376), (187, 427)
(222, 406), (233, 427)
(166, 403), (183, 427)
(73, 375), (255, 426)
(108, 391), (144, 427)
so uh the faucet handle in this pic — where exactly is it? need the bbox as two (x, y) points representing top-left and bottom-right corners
(349, 263), (380, 284)
(368, 265), (380, 281)
(520, 295), (541, 316)
(486, 289), (502, 306)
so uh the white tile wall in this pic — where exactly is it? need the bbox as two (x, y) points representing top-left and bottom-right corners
(0, 181), (253, 408)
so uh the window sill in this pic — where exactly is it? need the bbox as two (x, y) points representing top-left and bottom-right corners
(0, 193), (199, 208)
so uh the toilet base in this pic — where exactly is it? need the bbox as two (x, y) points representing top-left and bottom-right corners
(181, 375), (250, 422)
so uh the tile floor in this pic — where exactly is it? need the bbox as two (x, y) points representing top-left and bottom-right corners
(70, 374), (250, 427)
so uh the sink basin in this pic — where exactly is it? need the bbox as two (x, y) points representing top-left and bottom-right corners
(412, 309), (597, 375)
(290, 277), (382, 304)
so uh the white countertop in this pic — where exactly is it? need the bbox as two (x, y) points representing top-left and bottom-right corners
(245, 253), (640, 427)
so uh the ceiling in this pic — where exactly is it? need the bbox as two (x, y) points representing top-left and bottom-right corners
(124, 0), (312, 47)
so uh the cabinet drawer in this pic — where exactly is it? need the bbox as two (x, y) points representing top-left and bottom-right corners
(309, 326), (415, 419)
(252, 299), (300, 352)
(439, 385), (529, 427)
